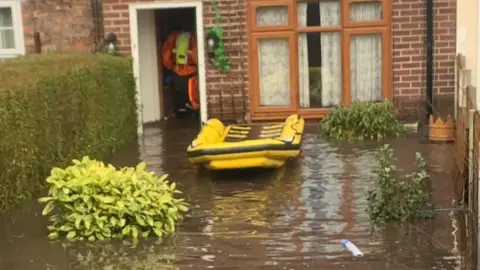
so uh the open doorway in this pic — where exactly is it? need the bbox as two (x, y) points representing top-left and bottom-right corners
(129, 2), (207, 135)
(155, 8), (198, 121)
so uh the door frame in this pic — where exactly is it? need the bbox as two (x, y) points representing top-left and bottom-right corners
(129, 1), (208, 135)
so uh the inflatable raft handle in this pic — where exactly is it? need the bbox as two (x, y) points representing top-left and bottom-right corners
(276, 118), (303, 144)
(278, 136), (295, 144)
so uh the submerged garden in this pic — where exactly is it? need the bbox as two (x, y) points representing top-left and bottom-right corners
(320, 101), (436, 225)
(0, 53), (458, 269)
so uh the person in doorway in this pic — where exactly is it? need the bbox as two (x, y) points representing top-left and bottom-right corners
(161, 30), (198, 119)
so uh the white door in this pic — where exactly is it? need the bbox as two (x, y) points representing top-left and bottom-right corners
(137, 9), (161, 124)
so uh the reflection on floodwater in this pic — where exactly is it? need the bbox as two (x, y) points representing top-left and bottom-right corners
(0, 121), (474, 269)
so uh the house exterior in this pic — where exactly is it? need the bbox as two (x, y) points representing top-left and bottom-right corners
(0, 0), (93, 57)
(1, 0), (456, 122)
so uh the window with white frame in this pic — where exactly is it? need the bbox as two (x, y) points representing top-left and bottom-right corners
(0, 0), (25, 57)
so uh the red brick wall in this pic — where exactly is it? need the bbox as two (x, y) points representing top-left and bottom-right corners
(102, 0), (130, 52)
(103, 0), (456, 122)
(392, 0), (456, 120)
(203, 0), (249, 122)
(21, 0), (94, 53)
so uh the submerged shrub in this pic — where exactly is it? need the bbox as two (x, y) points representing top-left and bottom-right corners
(366, 144), (435, 225)
(320, 100), (404, 141)
(0, 53), (137, 212)
(39, 157), (189, 242)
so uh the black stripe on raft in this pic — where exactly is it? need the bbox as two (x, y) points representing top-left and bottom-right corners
(187, 143), (301, 158)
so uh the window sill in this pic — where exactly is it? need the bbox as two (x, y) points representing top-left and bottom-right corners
(0, 53), (22, 61)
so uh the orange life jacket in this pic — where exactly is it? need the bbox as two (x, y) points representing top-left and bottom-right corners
(161, 31), (198, 76)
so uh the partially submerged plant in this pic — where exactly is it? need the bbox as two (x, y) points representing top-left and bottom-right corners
(39, 156), (189, 242)
(320, 100), (405, 141)
(366, 144), (435, 225)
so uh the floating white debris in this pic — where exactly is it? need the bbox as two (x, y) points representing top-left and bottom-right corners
(340, 239), (364, 257)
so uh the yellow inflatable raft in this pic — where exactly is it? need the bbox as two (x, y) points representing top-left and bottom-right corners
(187, 114), (305, 170)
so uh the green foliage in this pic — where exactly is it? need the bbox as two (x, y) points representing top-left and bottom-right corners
(366, 144), (436, 225)
(39, 156), (189, 242)
(320, 100), (405, 141)
(0, 53), (137, 212)
(207, 0), (231, 73)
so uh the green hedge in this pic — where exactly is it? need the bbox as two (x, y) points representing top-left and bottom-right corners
(0, 53), (138, 212)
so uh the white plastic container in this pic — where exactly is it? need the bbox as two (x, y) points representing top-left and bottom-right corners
(340, 239), (364, 257)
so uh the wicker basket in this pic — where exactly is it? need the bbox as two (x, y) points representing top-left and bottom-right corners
(428, 115), (455, 142)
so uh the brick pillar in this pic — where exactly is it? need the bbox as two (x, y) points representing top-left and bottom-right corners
(391, 0), (456, 120)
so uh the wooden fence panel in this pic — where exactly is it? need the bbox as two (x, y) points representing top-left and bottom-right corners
(455, 108), (469, 204)
(473, 113), (480, 213)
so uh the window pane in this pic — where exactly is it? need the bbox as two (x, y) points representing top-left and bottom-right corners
(297, 1), (340, 27)
(257, 38), (291, 106)
(298, 32), (342, 108)
(256, 6), (288, 26)
(350, 34), (382, 102)
(0, 29), (15, 49)
(349, 2), (383, 22)
(0, 7), (13, 27)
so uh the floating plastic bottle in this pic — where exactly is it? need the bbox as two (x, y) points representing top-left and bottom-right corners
(340, 239), (364, 257)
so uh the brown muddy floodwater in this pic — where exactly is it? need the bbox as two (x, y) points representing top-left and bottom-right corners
(0, 120), (474, 270)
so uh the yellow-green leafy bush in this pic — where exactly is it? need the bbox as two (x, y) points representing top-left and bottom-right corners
(39, 156), (189, 241)
(0, 53), (137, 212)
